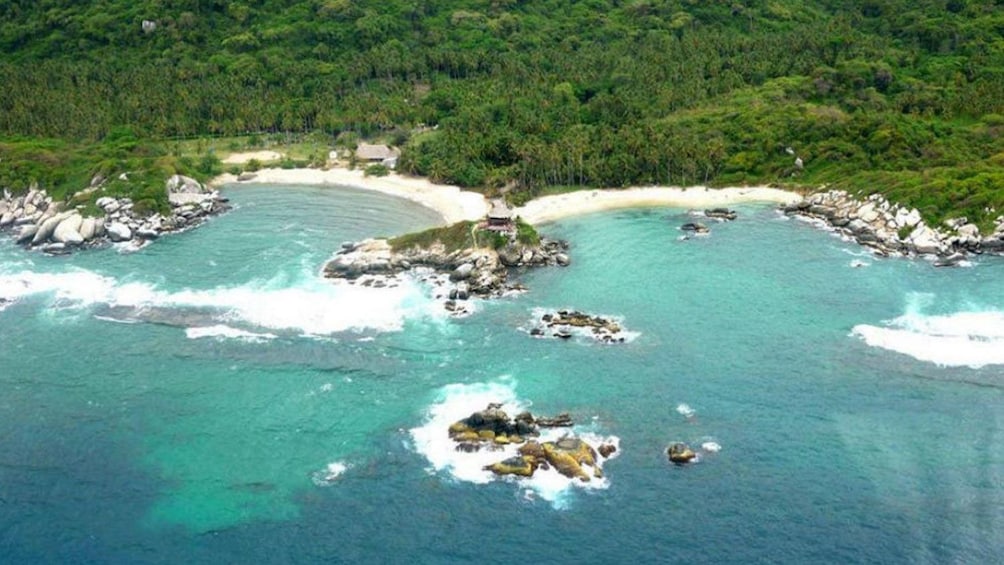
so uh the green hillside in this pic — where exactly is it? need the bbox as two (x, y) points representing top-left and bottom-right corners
(1, 1), (1003, 225)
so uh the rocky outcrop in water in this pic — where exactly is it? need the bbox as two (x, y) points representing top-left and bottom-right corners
(667, 442), (697, 465)
(783, 190), (1004, 264)
(529, 310), (628, 344)
(680, 222), (710, 234)
(0, 175), (229, 253)
(323, 236), (569, 301)
(447, 404), (616, 482)
(704, 208), (738, 221)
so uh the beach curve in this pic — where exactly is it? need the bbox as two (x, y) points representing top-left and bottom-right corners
(213, 168), (802, 226)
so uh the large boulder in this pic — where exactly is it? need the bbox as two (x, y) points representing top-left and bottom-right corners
(106, 222), (132, 242)
(667, 442), (697, 465)
(484, 456), (537, 478)
(16, 224), (38, 244)
(79, 218), (96, 241)
(32, 211), (73, 245)
(166, 174), (204, 194)
(908, 225), (942, 255)
(450, 262), (475, 281)
(52, 214), (84, 245)
(542, 437), (600, 481)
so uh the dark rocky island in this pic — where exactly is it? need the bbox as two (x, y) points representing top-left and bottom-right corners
(447, 404), (617, 482)
(529, 310), (629, 344)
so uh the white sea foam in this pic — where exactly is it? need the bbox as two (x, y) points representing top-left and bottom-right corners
(185, 325), (277, 342)
(701, 441), (722, 453)
(852, 298), (1004, 368)
(311, 461), (349, 487)
(676, 403), (696, 418)
(409, 380), (619, 509)
(0, 268), (443, 335)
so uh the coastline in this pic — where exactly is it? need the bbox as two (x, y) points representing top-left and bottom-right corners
(212, 168), (488, 225)
(213, 167), (802, 226)
(516, 186), (802, 225)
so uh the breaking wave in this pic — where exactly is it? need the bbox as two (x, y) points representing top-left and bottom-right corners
(852, 294), (1004, 368)
(0, 268), (443, 336)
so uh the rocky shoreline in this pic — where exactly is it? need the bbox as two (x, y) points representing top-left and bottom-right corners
(323, 236), (570, 305)
(783, 190), (1004, 266)
(0, 175), (229, 254)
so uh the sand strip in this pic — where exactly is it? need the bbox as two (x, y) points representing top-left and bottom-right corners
(213, 168), (489, 225)
(213, 168), (801, 226)
(516, 186), (802, 224)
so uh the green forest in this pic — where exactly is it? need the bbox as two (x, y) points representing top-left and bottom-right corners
(2, 0), (1003, 225)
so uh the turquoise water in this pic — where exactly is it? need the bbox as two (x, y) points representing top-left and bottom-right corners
(1, 185), (1002, 563)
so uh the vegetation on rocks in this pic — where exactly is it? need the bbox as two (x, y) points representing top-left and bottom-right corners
(1, 1), (1003, 224)
(389, 220), (521, 253)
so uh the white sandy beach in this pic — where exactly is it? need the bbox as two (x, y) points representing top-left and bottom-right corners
(213, 167), (489, 225)
(213, 166), (801, 226)
(516, 186), (802, 225)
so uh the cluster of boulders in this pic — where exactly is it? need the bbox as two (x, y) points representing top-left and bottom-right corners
(0, 175), (228, 254)
(678, 209), (737, 237)
(447, 404), (616, 482)
(704, 208), (738, 221)
(783, 190), (1004, 266)
(324, 236), (570, 308)
(529, 310), (628, 344)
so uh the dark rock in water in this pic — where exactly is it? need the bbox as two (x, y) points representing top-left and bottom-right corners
(532, 309), (627, 343)
(447, 404), (608, 481)
(542, 437), (601, 481)
(680, 222), (710, 234)
(598, 444), (617, 458)
(667, 442), (697, 465)
(484, 456), (537, 477)
(933, 252), (966, 268)
(536, 413), (573, 427)
(455, 442), (482, 453)
(704, 208), (737, 221)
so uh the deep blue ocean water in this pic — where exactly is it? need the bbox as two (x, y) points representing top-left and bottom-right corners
(1, 184), (1002, 563)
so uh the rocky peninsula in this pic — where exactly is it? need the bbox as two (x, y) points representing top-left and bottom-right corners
(323, 221), (570, 306)
(0, 175), (228, 253)
(783, 190), (1004, 265)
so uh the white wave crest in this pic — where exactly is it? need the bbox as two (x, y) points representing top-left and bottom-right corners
(311, 461), (349, 487)
(0, 268), (442, 335)
(409, 380), (618, 509)
(852, 309), (1004, 369)
(185, 325), (277, 342)
(676, 403), (696, 418)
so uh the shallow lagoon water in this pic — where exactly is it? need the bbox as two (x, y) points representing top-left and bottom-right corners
(1, 185), (1002, 563)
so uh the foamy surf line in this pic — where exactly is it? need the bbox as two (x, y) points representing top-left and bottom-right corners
(409, 380), (619, 509)
(0, 268), (446, 336)
(185, 325), (277, 342)
(853, 310), (1004, 369)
